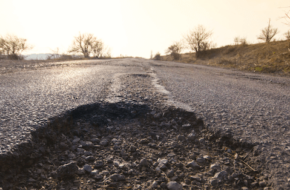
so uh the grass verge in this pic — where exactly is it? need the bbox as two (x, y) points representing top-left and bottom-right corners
(161, 40), (290, 77)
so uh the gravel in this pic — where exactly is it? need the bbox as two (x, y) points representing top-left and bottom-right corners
(149, 59), (290, 189)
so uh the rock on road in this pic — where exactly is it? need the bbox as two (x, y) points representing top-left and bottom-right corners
(1, 58), (290, 188)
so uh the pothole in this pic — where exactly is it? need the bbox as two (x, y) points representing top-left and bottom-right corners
(0, 102), (267, 190)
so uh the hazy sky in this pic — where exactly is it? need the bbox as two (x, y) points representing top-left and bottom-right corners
(1, 0), (290, 58)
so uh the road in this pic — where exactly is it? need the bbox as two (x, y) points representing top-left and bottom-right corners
(1, 58), (290, 188)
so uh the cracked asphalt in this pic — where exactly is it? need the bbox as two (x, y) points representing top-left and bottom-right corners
(1, 58), (290, 188)
(0, 59), (143, 154)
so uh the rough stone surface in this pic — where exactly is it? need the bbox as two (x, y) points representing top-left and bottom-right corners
(57, 162), (79, 179)
(109, 174), (125, 182)
(214, 170), (228, 181)
(0, 59), (286, 189)
(167, 181), (182, 190)
(99, 138), (109, 146)
(83, 164), (92, 173)
(186, 161), (200, 168)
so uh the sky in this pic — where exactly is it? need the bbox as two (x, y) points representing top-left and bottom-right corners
(1, 0), (290, 58)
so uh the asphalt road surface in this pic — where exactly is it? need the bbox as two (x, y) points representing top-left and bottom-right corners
(1, 58), (290, 188)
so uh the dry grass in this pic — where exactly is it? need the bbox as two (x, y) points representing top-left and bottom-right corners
(161, 40), (290, 76)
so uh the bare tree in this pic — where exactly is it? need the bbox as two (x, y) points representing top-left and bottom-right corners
(239, 38), (248, 45)
(286, 11), (290, 25)
(47, 47), (61, 60)
(282, 9), (290, 26)
(234, 36), (248, 46)
(100, 45), (111, 58)
(0, 34), (32, 59)
(0, 38), (4, 56)
(257, 19), (278, 43)
(285, 30), (290, 40)
(68, 33), (104, 58)
(234, 37), (240, 45)
(184, 25), (213, 57)
(154, 52), (161, 60)
(165, 41), (183, 60)
(165, 42), (183, 55)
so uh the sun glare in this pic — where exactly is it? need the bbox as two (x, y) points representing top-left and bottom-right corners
(0, 0), (289, 58)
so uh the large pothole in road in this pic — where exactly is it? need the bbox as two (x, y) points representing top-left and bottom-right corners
(0, 102), (267, 190)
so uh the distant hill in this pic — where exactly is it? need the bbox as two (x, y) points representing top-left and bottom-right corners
(24, 54), (50, 60)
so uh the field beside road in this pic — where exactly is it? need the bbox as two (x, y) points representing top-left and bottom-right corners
(161, 40), (290, 77)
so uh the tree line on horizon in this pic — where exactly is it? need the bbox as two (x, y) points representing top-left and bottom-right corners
(152, 12), (290, 61)
(0, 33), (111, 60)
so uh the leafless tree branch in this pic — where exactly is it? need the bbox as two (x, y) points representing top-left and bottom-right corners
(234, 37), (248, 46)
(285, 11), (290, 25)
(68, 33), (105, 58)
(165, 41), (183, 60)
(257, 19), (278, 43)
(285, 30), (290, 40)
(184, 25), (213, 57)
(0, 34), (33, 59)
